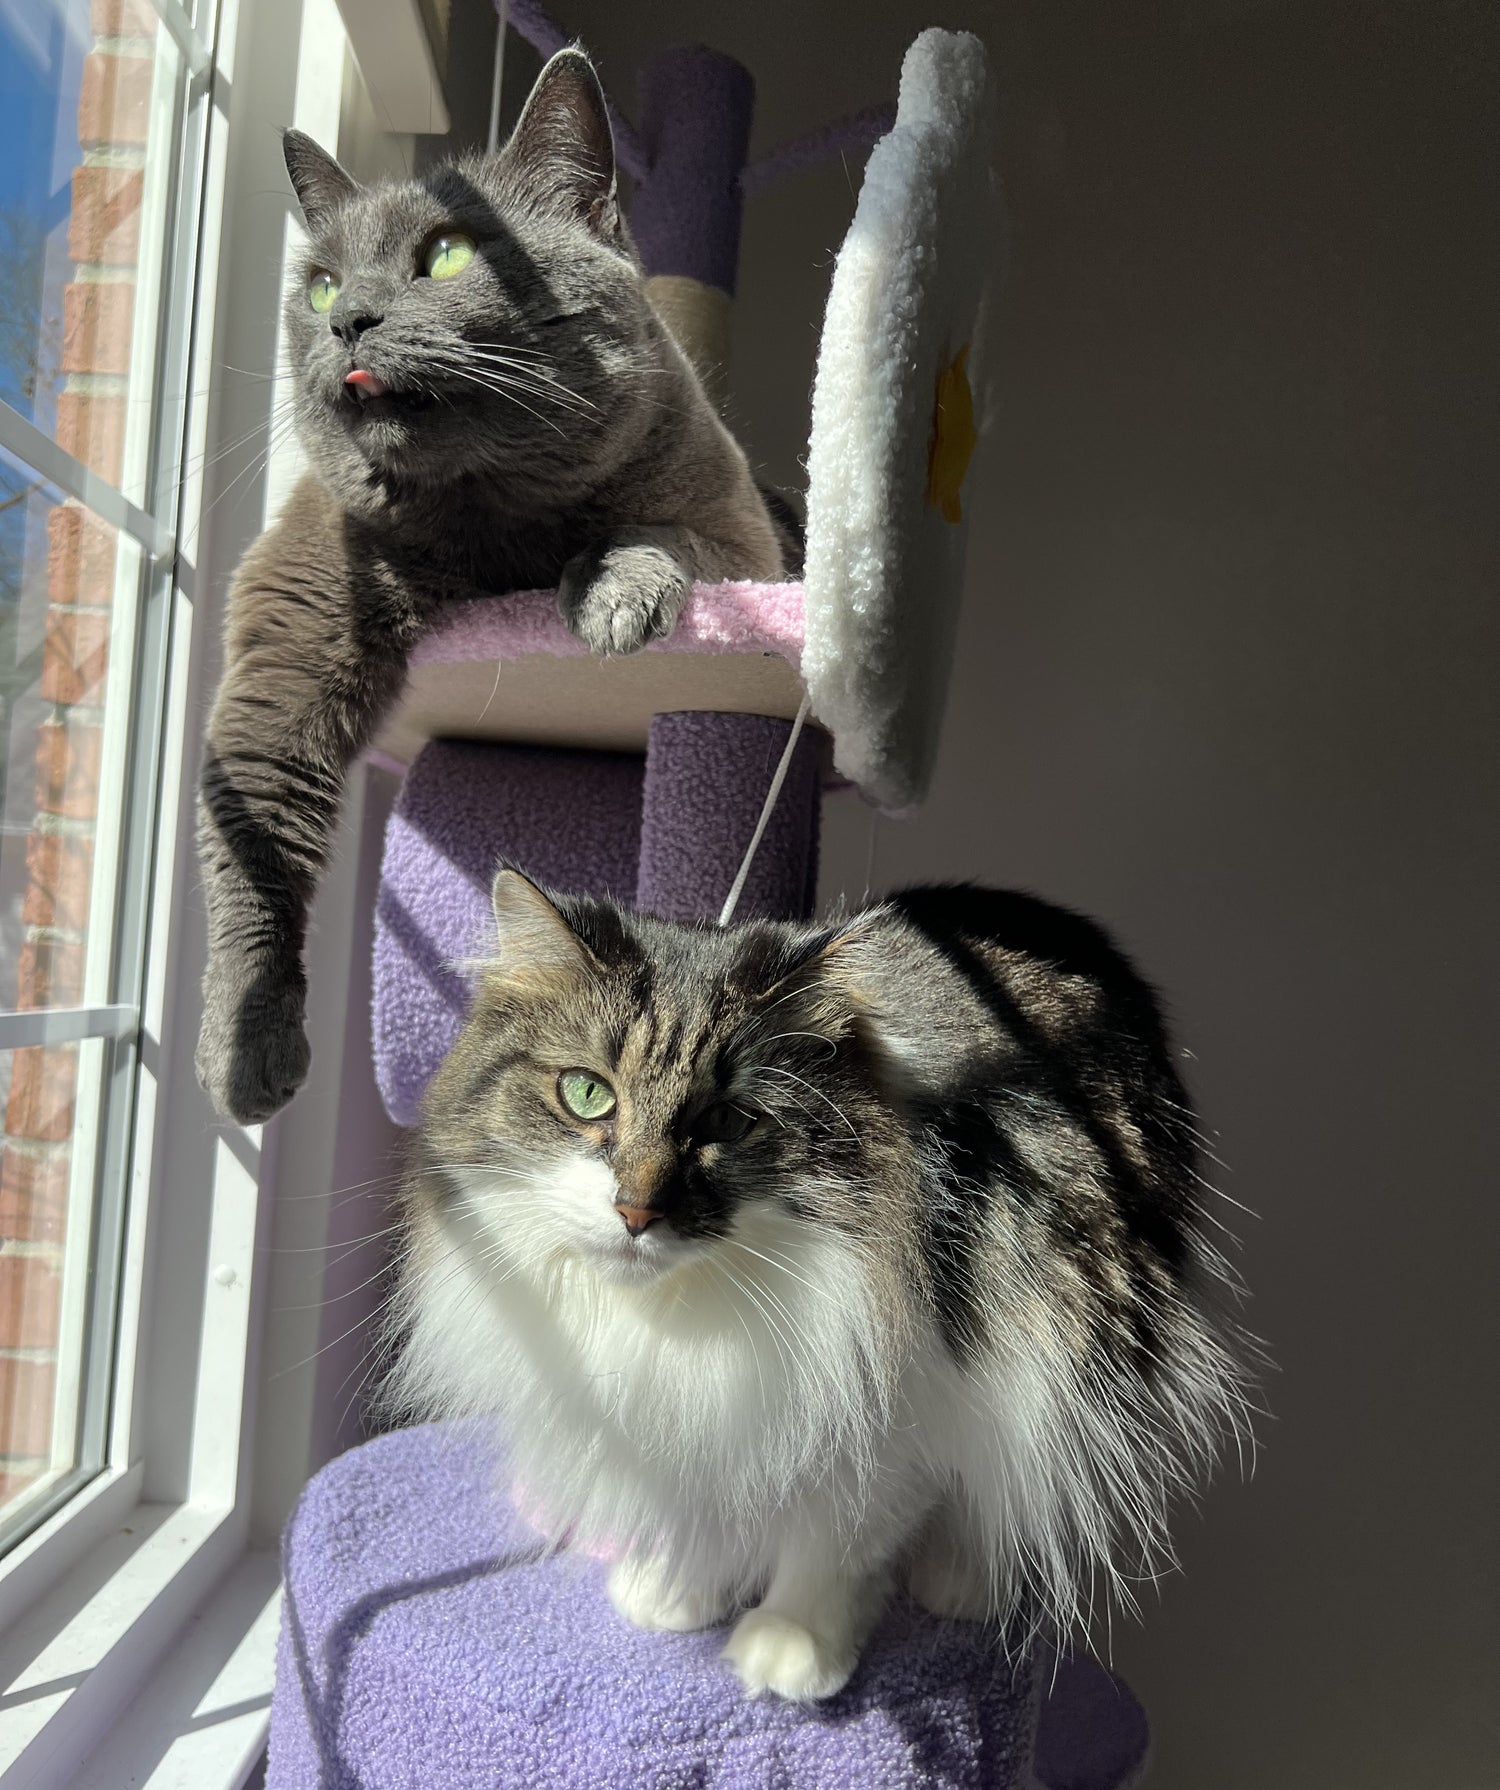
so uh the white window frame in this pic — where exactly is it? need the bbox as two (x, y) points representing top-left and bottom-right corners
(0, 2), (413, 1785)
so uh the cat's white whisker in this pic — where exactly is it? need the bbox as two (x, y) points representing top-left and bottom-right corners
(414, 346), (599, 421)
(756, 1066), (861, 1140)
(712, 1264), (771, 1410)
(724, 1236), (838, 1307)
(760, 1029), (840, 1058)
(461, 348), (601, 411)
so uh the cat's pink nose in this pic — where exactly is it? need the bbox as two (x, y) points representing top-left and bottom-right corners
(615, 1204), (660, 1237)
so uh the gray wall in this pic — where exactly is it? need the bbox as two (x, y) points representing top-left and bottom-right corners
(451, 3), (1500, 1782)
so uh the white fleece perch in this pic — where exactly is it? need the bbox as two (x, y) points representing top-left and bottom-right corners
(802, 29), (1002, 812)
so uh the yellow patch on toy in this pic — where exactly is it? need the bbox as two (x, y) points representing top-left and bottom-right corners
(926, 345), (978, 524)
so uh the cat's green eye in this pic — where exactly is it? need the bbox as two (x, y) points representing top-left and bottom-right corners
(424, 233), (476, 280)
(308, 272), (339, 314)
(694, 1102), (758, 1146)
(559, 1069), (616, 1122)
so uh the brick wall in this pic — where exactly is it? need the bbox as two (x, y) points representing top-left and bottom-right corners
(0, 0), (155, 1508)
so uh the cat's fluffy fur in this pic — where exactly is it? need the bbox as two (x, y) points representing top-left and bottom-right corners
(196, 49), (788, 1125)
(386, 873), (1252, 1703)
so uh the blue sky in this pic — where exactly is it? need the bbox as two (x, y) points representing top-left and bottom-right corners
(0, 0), (85, 418)
(0, 0), (83, 224)
(0, 0), (85, 604)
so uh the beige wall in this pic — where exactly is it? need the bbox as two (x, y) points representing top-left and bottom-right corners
(460, 2), (1500, 1782)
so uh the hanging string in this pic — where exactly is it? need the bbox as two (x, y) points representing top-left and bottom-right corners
(719, 693), (814, 927)
(862, 806), (880, 903)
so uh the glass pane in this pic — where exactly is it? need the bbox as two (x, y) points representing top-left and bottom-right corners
(0, 0), (210, 1558)
(0, 0), (183, 510)
(0, 1037), (105, 1524)
(0, 450), (142, 1542)
(1, 448), (142, 1017)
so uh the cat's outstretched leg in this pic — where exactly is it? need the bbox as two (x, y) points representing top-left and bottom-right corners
(722, 1540), (893, 1703)
(196, 493), (412, 1122)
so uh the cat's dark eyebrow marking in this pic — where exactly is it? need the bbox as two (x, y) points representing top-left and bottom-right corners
(711, 1044), (741, 1092)
(659, 1016), (686, 1066)
(630, 994), (659, 1062)
(681, 1010), (721, 1073)
(628, 962), (655, 1011)
(455, 1043), (526, 1109)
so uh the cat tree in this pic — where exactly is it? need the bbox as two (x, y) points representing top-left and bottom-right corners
(267, 22), (1150, 1789)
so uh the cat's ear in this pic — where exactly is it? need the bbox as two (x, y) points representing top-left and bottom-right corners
(489, 867), (602, 989)
(815, 910), (990, 1095)
(505, 47), (620, 240)
(749, 915), (882, 1040)
(755, 911), (950, 1082)
(282, 129), (358, 230)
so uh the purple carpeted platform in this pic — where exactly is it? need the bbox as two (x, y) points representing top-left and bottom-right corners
(267, 1422), (1148, 1790)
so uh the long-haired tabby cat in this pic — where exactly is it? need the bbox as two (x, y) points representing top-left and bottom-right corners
(196, 48), (790, 1123)
(388, 870), (1251, 1703)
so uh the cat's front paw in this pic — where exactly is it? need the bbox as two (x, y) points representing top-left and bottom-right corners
(197, 958), (310, 1124)
(723, 1608), (855, 1702)
(558, 540), (690, 655)
(607, 1556), (732, 1633)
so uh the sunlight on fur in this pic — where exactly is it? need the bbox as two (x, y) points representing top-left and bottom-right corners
(382, 872), (1257, 1702)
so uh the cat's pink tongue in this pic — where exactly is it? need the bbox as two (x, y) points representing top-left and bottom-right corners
(345, 369), (387, 398)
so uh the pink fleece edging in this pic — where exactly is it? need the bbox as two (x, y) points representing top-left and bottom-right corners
(409, 581), (807, 671)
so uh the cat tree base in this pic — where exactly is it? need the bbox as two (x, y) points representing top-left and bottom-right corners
(266, 1422), (1150, 1790)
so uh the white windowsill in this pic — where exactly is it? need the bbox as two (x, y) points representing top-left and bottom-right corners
(0, 1503), (269, 1789)
(71, 1548), (280, 1790)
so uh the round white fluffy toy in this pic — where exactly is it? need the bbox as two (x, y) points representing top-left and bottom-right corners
(801, 29), (1002, 812)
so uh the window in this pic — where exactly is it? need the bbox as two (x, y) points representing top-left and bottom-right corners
(0, 2), (423, 1781)
(0, 0), (215, 1552)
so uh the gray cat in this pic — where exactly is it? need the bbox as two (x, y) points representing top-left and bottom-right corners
(388, 873), (1252, 1702)
(196, 48), (788, 1124)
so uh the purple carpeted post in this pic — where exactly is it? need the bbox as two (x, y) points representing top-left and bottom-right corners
(1032, 1655), (1151, 1790)
(635, 712), (822, 924)
(630, 47), (755, 294)
(371, 741), (645, 1127)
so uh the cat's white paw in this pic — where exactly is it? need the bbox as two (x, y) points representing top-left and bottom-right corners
(607, 1556), (730, 1633)
(722, 1608), (854, 1702)
(558, 541), (690, 655)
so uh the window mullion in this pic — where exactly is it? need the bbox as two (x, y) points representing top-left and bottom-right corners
(0, 403), (173, 562)
(0, 1007), (138, 1051)
(147, 0), (214, 81)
